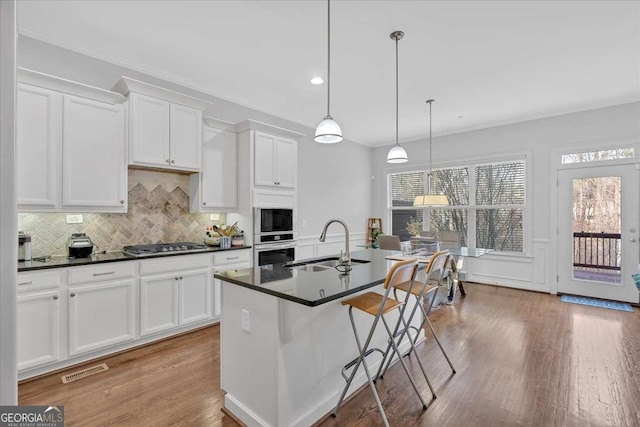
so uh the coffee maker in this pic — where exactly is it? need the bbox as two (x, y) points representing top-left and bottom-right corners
(18, 230), (32, 261)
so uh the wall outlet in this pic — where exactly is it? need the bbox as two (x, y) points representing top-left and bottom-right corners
(66, 214), (83, 224)
(209, 214), (220, 221)
(241, 309), (251, 332)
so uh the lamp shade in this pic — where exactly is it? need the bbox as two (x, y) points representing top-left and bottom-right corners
(413, 194), (449, 207)
(315, 117), (343, 143)
(386, 145), (408, 163)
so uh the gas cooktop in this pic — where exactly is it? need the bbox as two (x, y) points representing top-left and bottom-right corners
(123, 242), (209, 257)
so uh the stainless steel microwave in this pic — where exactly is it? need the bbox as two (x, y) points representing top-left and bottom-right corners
(254, 208), (295, 235)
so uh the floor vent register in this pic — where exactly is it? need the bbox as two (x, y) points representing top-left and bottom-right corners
(61, 363), (109, 384)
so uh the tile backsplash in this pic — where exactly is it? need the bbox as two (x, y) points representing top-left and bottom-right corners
(18, 169), (226, 257)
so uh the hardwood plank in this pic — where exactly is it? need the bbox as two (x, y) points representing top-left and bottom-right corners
(19, 284), (640, 427)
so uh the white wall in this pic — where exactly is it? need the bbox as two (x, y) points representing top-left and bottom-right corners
(17, 35), (373, 247)
(0, 0), (18, 404)
(372, 102), (640, 292)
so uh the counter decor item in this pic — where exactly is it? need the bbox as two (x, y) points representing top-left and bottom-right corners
(220, 236), (231, 249)
(232, 230), (245, 246)
(205, 225), (221, 246)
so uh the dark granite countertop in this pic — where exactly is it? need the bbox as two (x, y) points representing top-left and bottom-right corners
(214, 249), (405, 307)
(18, 245), (252, 272)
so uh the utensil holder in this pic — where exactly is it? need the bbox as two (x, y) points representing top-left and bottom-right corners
(220, 236), (231, 249)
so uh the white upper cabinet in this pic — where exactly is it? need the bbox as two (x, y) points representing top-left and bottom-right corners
(275, 137), (296, 188)
(190, 124), (237, 212)
(113, 77), (209, 173)
(16, 69), (128, 213)
(62, 95), (126, 209)
(129, 93), (171, 167)
(16, 83), (61, 208)
(254, 132), (277, 187)
(254, 131), (297, 189)
(170, 103), (202, 170)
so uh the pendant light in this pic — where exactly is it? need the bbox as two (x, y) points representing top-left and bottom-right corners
(386, 31), (408, 163)
(315, 0), (343, 143)
(413, 99), (449, 206)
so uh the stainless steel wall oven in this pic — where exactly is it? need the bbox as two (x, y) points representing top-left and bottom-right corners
(254, 208), (296, 266)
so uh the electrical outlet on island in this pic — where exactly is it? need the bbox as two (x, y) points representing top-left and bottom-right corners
(241, 309), (251, 332)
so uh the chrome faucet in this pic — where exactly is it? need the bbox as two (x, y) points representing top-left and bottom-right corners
(319, 219), (350, 265)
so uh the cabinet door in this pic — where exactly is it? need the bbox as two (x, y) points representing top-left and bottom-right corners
(213, 262), (250, 319)
(68, 279), (136, 356)
(139, 274), (179, 337)
(17, 290), (61, 371)
(179, 269), (212, 326)
(16, 84), (61, 209)
(62, 95), (126, 209)
(170, 103), (202, 171)
(200, 127), (237, 209)
(129, 93), (171, 167)
(275, 137), (297, 188)
(254, 131), (277, 187)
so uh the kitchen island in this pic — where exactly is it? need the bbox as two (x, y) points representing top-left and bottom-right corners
(215, 249), (426, 427)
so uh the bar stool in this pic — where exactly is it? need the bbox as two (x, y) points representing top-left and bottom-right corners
(332, 258), (429, 426)
(379, 250), (456, 379)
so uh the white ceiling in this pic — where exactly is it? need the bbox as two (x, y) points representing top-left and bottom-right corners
(17, 0), (640, 147)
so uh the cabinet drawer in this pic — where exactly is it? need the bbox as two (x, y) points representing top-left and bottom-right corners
(17, 270), (64, 293)
(68, 262), (136, 285)
(213, 250), (250, 266)
(139, 254), (211, 276)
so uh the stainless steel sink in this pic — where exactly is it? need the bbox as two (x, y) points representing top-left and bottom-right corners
(286, 257), (370, 272)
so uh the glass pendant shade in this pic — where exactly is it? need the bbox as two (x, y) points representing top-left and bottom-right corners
(386, 145), (408, 163)
(315, 116), (343, 143)
(413, 194), (449, 206)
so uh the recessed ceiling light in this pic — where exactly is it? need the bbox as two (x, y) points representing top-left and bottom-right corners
(310, 76), (324, 85)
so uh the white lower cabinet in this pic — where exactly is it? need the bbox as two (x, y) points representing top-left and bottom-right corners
(139, 274), (179, 337)
(17, 290), (62, 371)
(212, 250), (252, 320)
(139, 268), (211, 336)
(68, 279), (136, 357)
(180, 269), (212, 326)
(139, 254), (213, 337)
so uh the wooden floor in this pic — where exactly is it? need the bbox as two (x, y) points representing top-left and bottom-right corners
(20, 284), (640, 427)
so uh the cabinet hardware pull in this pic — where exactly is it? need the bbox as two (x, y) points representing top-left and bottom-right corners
(18, 281), (32, 286)
(203, 202), (207, 206)
(166, 159), (171, 163)
(175, 277), (179, 280)
(179, 276), (183, 280)
(53, 295), (59, 300)
(227, 256), (240, 260)
(120, 200), (125, 204)
(70, 293), (76, 297)
(171, 160), (175, 164)
(93, 271), (115, 276)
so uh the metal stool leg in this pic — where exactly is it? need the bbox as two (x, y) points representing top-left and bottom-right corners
(412, 286), (456, 373)
(332, 307), (390, 426)
(378, 297), (436, 399)
(380, 316), (429, 409)
(376, 287), (418, 380)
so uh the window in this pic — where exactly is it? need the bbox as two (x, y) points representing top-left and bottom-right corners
(561, 148), (634, 164)
(389, 159), (526, 253)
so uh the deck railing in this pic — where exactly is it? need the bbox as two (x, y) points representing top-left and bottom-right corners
(573, 232), (621, 270)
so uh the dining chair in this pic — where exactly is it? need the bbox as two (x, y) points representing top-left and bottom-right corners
(378, 235), (402, 250)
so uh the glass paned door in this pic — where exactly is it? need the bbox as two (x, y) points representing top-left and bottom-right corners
(558, 164), (640, 303)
